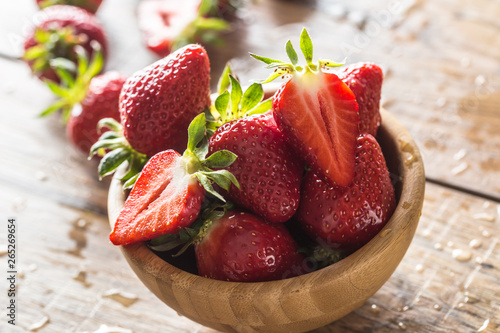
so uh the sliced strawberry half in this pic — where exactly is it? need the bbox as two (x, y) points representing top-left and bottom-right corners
(110, 150), (206, 245)
(273, 71), (359, 187)
(251, 28), (360, 187)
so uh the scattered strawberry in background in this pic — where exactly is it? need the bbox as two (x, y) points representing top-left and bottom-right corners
(23, 5), (108, 82)
(296, 134), (396, 252)
(67, 71), (126, 153)
(251, 28), (360, 187)
(338, 62), (384, 137)
(110, 114), (239, 245)
(35, 0), (104, 13)
(137, 0), (230, 57)
(120, 44), (211, 156)
(195, 210), (306, 282)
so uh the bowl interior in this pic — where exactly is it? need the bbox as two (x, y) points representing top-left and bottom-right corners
(107, 108), (425, 333)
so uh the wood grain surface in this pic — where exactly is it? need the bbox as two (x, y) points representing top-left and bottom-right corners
(1, 0), (499, 332)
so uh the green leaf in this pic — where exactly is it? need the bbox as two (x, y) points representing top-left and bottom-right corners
(259, 67), (290, 84)
(194, 137), (209, 161)
(198, 0), (212, 16)
(34, 28), (51, 44)
(54, 67), (75, 87)
(74, 46), (89, 78)
(196, 173), (226, 202)
(229, 75), (242, 116)
(98, 117), (123, 132)
(246, 98), (272, 116)
(23, 45), (47, 60)
(319, 58), (346, 68)
(214, 91), (230, 121)
(217, 63), (232, 95)
(240, 83), (264, 113)
(98, 148), (131, 179)
(195, 17), (230, 31)
(286, 40), (299, 65)
(187, 113), (207, 152)
(39, 99), (66, 117)
(49, 57), (77, 73)
(202, 150), (237, 169)
(44, 80), (69, 98)
(202, 169), (240, 191)
(86, 44), (104, 78)
(299, 28), (314, 65)
(122, 172), (140, 190)
(249, 53), (285, 66)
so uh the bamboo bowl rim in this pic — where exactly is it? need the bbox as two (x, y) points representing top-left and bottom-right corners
(107, 108), (425, 332)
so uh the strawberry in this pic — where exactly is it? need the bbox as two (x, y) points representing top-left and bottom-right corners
(195, 210), (306, 282)
(208, 112), (303, 223)
(120, 44), (211, 156)
(110, 114), (239, 245)
(23, 5), (107, 82)
(295, 134), (396, 252)
(36, 0), (104, 13)
(251, 28), (359, 187)
(137, 0), (229, 57)
(67, 71), (126, 153)
(338, 62), (383, 137)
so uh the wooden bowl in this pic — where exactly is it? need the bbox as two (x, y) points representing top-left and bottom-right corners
(108, 108), (425, 333)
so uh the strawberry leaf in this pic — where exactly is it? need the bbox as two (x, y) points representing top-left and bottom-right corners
(187, 113), (207, 152)
(214, 91), (230, 122)
(202, 150), (237, 169)
(246, 97), (272, 116)
(98, 148), (131, 179)
(196, 172), (225, 202)
(217, 63), (232, 95)
(249, 53), (285, 66)
(240, 83), (264, 114)
(286, 40), (299, 65)
(229, 75), (242, 117)
(299, 28), (314, 65)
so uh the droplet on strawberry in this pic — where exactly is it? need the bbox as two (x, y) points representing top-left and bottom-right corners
(296, 134), (396, 252)
(251, 28), (360, 187)
(119, 44), (211, 156)
(338, 62), (383, 137)
(208, 111), (303, 223)
(195, 210), (306, 282)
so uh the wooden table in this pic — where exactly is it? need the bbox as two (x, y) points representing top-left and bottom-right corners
(1, 0), (499, 332)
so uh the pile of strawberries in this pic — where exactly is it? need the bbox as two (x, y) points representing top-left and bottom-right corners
(23, 1), (396, 283)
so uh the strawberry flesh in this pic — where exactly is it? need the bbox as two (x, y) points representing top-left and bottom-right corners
(120, 44), (211, 156)
(208, 112), (303, 223)
(110, 150), (205, 246)
(338, 62), (383, 137)
(273, 72), (359, 187)
(196, 210), (305, 282)
(296, 134), (396, 252)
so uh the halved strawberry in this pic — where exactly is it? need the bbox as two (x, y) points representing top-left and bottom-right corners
(295, 134), (396, 252)
(110, 114), (239, 245)
(195, 210), (306, 282)
(338, 62), (383, 137)
(251, 28), (359, 187)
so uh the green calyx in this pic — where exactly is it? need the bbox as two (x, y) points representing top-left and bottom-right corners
(170, 0), (230, 52)
(39, 42), (104, 122)
(89, 118), (148, 189)
(206, 63), (273, 134)
(250, 28), (346, 84)
(182, 113), (240, 202)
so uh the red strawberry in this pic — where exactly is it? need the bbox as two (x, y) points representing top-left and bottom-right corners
(67, 71), (126, 153)
(208, 112), (303, 223)
(119, 44), (211, 156)
(36, 0), (104, 13)
(252, 28), (359, 187)
(195, 210), (306, 282)
(295, 134), (396, 252)
(23, 5), (107, 82)
(110, 114), (240, 245)
(137, 0), (229, 57)
(338, 63), (383, 137)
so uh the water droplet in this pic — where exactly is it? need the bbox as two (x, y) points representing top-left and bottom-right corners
(422, 229), (432, 238)
(102, 289), (138, 307)
(447, 241), (455, 248)
(453, 149), (467, 161)
(475, 75), (486, 86)
(28, 315), (50, 331)
(473, 213), (495, 222)
(482, 201), (491, 208)
(475, 256), (483, 264)
(434, 243), (443, 250)
(370, 304), (380, 314)
(478, 318), (490, 332)
(451, 162), (469, 175)
(452, 248), (472, 262)
(469, 239), (482, 249)
(401, 305), (411, 312)
(433, 304), (442, 311)
(415, 264), (424, 273)
(481, 230), (491, 238)
(398, 322), (407, 330)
